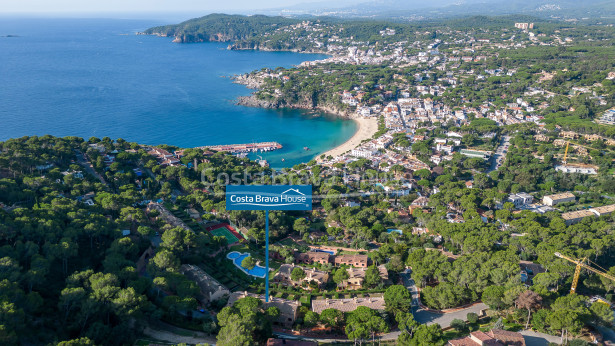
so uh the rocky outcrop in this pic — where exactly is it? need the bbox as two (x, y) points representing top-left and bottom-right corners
(236, 95), (351, 119)
(236, 96), (280, 109)
(228, 42), (325, 54)
(140, 32), (236, 43)
(232, 74), (264, 89)
(228, 42), (260, 50)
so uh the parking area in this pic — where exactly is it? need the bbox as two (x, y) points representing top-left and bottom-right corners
(487, 135), (511, 173)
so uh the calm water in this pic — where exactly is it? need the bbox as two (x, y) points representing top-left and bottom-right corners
(0, 18), (356, 168)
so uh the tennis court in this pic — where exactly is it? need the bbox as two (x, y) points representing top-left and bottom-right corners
(210, 226), (240, 245)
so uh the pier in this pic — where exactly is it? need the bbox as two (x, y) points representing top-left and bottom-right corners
(199, 142), (282, 153)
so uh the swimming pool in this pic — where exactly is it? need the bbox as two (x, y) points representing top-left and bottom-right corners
(387, 229), (403, 234)
(311, 249), (335, 255)
(227, 251), (267, 278)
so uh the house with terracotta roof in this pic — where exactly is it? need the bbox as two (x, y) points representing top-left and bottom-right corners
(228, 292), (300, 328)
(584, 134), (603, 142)
(272, 264), (329, 289)
(338, 265), (389, 290)
(448, 329), (525, 346)
(294, 251), (331, 265)
(560, 131), (578, 139)
(334, 254), (369, 268)
(267, 339), (316, 346)
(312, 297), (386, 314)
(180, 264), (230, 305)
(412, 196), (430, 207)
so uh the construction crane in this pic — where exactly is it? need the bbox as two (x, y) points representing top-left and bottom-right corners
(561, 140), (599, 165)
(554, 252), (615, 294)
(563, 141), (570, 164)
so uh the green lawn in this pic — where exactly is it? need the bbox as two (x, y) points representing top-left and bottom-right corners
(276, 238), (300, 247)
(299, 295), (311, 306)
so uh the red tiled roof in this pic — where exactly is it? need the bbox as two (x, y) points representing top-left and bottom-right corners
(448, 338), (479, 346)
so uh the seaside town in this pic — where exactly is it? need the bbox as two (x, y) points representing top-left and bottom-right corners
(1, 11), (615, 346)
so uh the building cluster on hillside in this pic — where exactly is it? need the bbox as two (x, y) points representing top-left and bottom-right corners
(228, 292), (300, 328)
(553, 130), (615, 146)
(350, 134), (394, 159)
(146, 202), (192, 232)
(294, 252), (369, 268)
(311, 296), (386, 314)
(353, 90), (541, 132)
(272, 263), (389, 291)
(146, 147), (181, 167)
(180, 264), (230, 305)
(514, 22), (534, 30)
(272, 264), (329, 289)
(338, 265), (389, 290)
(561, 204), (615, 225)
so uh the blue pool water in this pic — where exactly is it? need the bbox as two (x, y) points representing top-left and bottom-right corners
(227, 251), (267, 278)
(387, 229), (403, 234)
(0, 18), (357, 168)
(311, 249), (335, 255)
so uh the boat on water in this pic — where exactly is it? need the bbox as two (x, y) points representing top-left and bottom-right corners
(281, 158), (285, 162)
(303, 147), (310, 151)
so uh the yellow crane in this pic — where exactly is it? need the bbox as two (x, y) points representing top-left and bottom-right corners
(554, 252), (615, 294)
(563, 141), (570, 164)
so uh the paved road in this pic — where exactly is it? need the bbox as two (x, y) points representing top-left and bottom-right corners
(487, 135), (511, 173)
(142, 322), (217, 345)
(519, 330), (562, 346)
(399, 269), (488, 328)
(400, 269), (421, 309)
(75, 150), (108, 186)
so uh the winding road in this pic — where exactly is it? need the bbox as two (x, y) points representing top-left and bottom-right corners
(399, 269), (488, 328)
(74, 150), (108, 187)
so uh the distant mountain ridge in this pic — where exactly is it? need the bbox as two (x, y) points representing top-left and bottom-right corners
(267, 0), (615, 20)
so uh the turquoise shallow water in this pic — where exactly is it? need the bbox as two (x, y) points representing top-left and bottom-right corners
(0, 18), (356, 168)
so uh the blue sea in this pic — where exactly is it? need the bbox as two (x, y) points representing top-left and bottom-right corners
(0, 18), (356, 168)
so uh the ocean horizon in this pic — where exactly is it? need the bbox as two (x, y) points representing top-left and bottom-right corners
(0, 17), (357, 168)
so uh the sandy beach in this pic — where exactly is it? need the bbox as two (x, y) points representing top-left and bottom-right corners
(317, 116), (379, 160)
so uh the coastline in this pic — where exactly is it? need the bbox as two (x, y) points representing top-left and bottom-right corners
(235, 94), (378, 161)
(143, 19), (376, 163)
(316, 116), (379, 160)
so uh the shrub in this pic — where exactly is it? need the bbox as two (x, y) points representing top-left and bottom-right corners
(467, 312), (479, 324)
(451, 319), (467, 333)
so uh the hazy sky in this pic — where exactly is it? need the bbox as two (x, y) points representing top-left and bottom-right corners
(0, 0), (344, 14)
